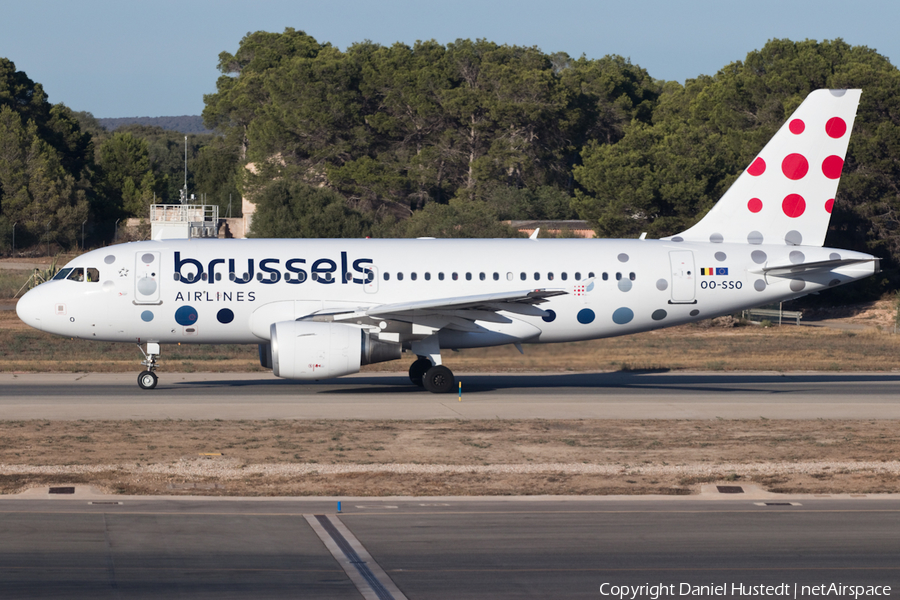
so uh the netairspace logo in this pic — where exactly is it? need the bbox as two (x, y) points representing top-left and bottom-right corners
(598, 582), (892, 599)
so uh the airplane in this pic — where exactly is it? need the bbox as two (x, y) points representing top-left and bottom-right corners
(15, 89), (878, 393)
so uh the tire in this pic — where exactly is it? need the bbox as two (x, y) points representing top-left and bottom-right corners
(409, 357), (431, 387)
(137, 370), (158, 390)
(422, 365), (455, 394)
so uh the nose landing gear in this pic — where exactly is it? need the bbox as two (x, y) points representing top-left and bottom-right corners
(137, 342), (160, 390)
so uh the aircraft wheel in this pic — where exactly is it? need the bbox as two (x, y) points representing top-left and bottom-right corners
(137, 370), (158, 390)
(409, 357), (431, 387)
(422, 365), (455, 394)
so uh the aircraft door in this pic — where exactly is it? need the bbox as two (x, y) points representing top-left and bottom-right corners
(668, 251), (696, 304)
(134, 251), (162, 304)
(364, 265), (379, 294)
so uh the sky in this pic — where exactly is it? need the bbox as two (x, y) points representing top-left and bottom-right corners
(2, 0), (898, 118)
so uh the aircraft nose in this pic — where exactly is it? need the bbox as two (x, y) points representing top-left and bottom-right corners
(16, 288), (43, 331)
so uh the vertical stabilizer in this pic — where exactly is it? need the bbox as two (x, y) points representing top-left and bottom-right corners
(667, 89), (861, 247)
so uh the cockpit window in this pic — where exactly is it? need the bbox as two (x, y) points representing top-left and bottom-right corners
(59, 267), (99, 282)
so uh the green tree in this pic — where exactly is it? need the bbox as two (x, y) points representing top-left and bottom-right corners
(97, 132), (156, 218)
(202, 31), (663, 225)
(0, 59), (95, 250)
(248, 176), (371, 238)
(386, 196), (520, 238)
(193, 137), (242, 216)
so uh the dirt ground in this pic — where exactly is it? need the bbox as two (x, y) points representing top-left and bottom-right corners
(0, 419), (897, 497)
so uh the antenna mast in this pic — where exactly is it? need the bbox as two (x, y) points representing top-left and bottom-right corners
(181, 136), (188, 204)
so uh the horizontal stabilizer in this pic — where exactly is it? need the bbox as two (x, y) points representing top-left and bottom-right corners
(755, 257), (878, 277)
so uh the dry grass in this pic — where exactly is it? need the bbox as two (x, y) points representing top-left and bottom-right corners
(0, 419), (897, 497)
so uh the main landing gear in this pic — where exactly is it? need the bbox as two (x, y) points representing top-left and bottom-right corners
(137, 342), (160, 390)
(408, 355), (456, 394)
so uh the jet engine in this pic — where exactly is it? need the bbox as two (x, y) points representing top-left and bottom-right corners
(268, 320), (401, 380)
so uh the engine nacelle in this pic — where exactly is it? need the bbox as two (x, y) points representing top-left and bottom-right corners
(269, 320), (401, 380)
(258, 343), (272, 369)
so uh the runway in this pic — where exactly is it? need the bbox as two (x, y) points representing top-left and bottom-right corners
(2, 371), (900, 419)
(0, 491), (896, 599)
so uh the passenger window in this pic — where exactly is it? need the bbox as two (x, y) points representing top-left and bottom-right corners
(561, 272), (567, 281)
(452, 272), (458, 281)
(629, 272), (636, 281)
(507, 272), (513, 281)
(520, 272), (526, 281)
(493, 273), (499, 281)
(398, 272), (404, 281)
(534, 272), (540, 281)
(424, 272), (431, 281)
(616, 272), (622, 281)
(479, 272), (486, 281)
(574, 272), (581, 281)
(438, 272), (444, 281)
(66, 268), (85, 282)
(466, 273), (472, 281)
(411, 272), (417, 281)
(384, 272), (390, 281)
(215, 273), (222, 281)
(202, 273), (209, 281)
(548, 272), (554, 281)
(589, 272), (595, 278)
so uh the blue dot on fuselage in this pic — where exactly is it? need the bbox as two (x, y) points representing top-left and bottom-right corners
(542, 309), (556, 323)
(577, 309), (595, 324)
(217, 308), (234, 324)
(174, 305), (198, 326)
(141, 310), (154, 322)
(612, 307), (634, 325)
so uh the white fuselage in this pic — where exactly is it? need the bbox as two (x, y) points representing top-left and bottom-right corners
(17, 237), (877, 348)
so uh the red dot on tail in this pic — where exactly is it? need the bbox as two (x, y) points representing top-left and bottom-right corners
(782, 194), (806, 218)
(782, 153), (809, 180)
(822, 155), (844, 179)
(747, 157), (766, 176)
(825, 199), (834, 214)
(789, 119), (805, 134)
(748, 198), (763, 213)
(825, 117), (847, 138)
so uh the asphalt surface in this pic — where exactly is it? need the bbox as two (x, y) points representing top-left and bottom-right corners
(0, 492), (896, 599)
(2, 371), (900, 419)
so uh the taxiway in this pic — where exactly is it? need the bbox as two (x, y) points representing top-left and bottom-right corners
(1, 371), (900, 419)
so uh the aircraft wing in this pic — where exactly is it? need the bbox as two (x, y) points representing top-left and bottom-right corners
(321, 289), (567, 332)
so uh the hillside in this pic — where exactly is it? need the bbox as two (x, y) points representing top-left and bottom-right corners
(97, 115), (211, 134)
